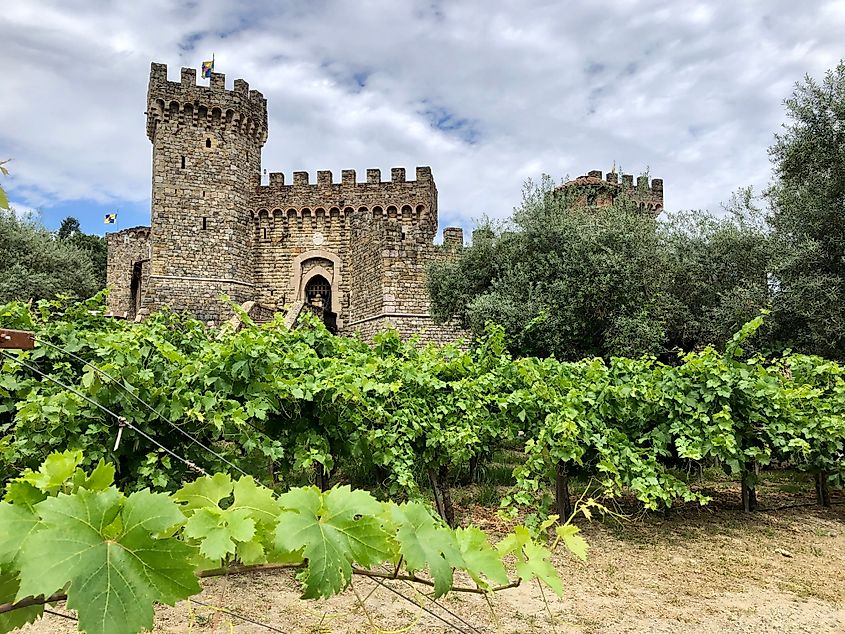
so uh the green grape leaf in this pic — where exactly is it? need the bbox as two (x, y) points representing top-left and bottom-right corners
(17, 488), (200, 634)
(515, 541), (564, 597)
(20, 449), (83, 493)
(275, 486), (391, 599)
(184, 507), (255, 561)
(0, 503), (40, 565)
(555, 524), (588, 561)
(231, 476), (280, 525)
(174, 473), (233, 512)
(454, 527), (509, 588)
(71, 460), (116, 492)
(3, 481), (45, 510)
(0, 570), (42, 633)
(236, 539), (266, 565)
(391, 502), (464, 598)
(496, 525), (532, 558)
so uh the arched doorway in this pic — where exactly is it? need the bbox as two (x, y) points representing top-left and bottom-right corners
(304, 275), (331, 312)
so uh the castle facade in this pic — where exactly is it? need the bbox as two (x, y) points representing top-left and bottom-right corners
(107, 63), (465, 343)
(106, 63), (664, 343)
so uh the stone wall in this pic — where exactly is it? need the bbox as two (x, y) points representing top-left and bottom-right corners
(105, 227), (151, 318)
(250, 166), (439, 329)
(343, 314), (468, 347)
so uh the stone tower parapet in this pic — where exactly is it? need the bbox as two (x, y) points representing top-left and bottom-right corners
(556, 169), (664, 215)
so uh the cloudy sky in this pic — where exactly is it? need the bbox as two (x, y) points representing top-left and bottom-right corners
(1, 1), (843, 236)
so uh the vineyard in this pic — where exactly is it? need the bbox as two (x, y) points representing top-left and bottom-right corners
(0, 295), (844, 632)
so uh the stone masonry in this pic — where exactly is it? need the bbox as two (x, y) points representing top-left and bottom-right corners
(106, 63), (467, 344)
(106, 64), (663, 344)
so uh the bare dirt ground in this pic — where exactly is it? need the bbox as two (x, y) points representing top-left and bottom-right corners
(23, 478), (845, 633)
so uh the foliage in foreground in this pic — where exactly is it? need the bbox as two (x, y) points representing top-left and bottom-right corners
(0, 451), (584, 634)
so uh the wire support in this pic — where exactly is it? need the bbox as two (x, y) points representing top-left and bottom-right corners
(369, 577), (474, 634)
(189, 598), (287, 633)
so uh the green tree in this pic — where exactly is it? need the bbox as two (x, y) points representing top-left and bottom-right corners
(0, 210), (100, 303)
(57, 216), (81, 239)
(0, 159), (10, 210)
(767, 60), (845, 358)
(660, 189), (774, 352)
(57, 216), (108, 287)
(428, 175), (667, 359)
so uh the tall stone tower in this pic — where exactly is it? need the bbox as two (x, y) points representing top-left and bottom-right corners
(143, 63), (268, 321)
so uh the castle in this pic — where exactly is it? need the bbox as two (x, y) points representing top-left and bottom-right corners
(106, 63), (663, 343)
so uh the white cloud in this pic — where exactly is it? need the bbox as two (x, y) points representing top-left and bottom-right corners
(0, 0), (842, 230)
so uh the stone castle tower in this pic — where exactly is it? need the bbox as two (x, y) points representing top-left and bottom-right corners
(107, 63), (465, 344)
(106, 63), (663, 343)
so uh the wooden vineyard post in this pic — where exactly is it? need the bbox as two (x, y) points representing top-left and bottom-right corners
(0, 330), (35, 350)
(428, 465), (456, 527)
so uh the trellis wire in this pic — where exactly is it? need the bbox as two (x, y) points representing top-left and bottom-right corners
(32, 336), (250, 477)
(0, 350), (207, 476)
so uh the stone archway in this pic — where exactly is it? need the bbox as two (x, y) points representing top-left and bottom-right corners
(290, 249), (343, 326)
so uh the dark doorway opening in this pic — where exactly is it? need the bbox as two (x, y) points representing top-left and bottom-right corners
(303, 275), (336, 333)
(304, 275), (331, 312)
(129, 262), (143, 319)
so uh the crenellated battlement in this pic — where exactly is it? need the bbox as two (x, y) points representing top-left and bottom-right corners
(145, 63), (268, 144)
(259, 166), (433, 189)
(250, 165), (439, 249)
(557, 168), (664, 214)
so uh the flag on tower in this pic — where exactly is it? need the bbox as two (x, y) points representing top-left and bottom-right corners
(201, 56), (215, 78)
(104, 213), (117, 224)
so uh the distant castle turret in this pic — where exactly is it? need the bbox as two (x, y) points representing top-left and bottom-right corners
(556, 169), (664, 215)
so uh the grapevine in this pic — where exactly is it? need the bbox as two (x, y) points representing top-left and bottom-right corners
(0, 450), (583, 634)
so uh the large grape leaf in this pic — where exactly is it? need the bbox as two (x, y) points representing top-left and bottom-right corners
(391, 502), (465, 598)
(454, 527), (508, 588)
(19, 449), (83, 493)
(275, 486), (392, 599)
(231, 476), (280, 525)
(17, 488), (200, 634)
(516, 542), (564, 596)
(0, 570), (42, 634)
(174, 473), (233, 512)
(555, 524), (588, 561)
(71, 460), (116, 492)
(497, 526), (564, 596)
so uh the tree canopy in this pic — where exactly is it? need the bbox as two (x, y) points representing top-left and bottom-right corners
(430, 62), (845, 360)
(0, 211), (102, 304)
